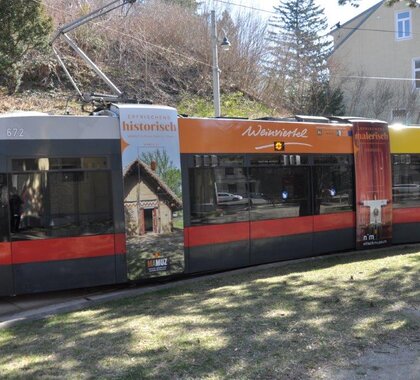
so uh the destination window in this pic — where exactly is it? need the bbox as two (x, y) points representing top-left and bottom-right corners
(250, 154), (309, 166)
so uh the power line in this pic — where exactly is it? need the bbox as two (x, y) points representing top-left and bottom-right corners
(212, 0), (277, 15)
(213, 1), (420, 39)
(31, 0), (416, 85)
(337, 25), (420, 36)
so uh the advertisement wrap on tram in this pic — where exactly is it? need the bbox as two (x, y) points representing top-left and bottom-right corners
(352, 121), (393, 249)
(112, 104), (185, 280)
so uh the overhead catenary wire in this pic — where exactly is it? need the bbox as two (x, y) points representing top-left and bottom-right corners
(214, 0), (420, 40)
(336, 25), (420, 37)
(32, 0), (213, 69)
(211, 0), (277, 15)
(211, 0), (419, 37)
(32, 0), (416, 84)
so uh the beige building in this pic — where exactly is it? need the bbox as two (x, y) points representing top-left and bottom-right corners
(330, 1), (420, 123)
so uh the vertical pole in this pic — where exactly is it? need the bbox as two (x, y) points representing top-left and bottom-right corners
(211, 10), (221, 118)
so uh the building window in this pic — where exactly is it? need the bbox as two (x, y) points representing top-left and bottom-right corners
(413, 58), (420, 89)
(396, 11), (411, 40)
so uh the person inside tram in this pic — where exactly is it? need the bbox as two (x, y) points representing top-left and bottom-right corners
(9, 187), (23, 233)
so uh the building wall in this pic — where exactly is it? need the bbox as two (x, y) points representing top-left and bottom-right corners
(159, 202), (172, 234)
(124, 171), (174, 236)
(330, 2), (420, 122)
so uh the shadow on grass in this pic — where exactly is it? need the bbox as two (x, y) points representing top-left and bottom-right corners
(0, 246), (419, 379)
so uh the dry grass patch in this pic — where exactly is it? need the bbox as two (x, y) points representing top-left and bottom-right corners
(0, 88), (84, 115)
(0, 246), (419, 379)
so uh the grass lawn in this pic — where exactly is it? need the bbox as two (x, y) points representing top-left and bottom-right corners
(0, 246), (419, 379)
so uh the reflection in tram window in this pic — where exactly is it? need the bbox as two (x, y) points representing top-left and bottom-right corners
(249, 167), (311, 220)
(9, 171), (113, 240)
(189, 155), (247, 225)
(12, 157), (108, 171)
(392, 154), (420, 208)
(314, 165), (354, 214)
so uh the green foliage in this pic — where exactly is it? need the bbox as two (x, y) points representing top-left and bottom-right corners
(307, 82), (345, 116)
(178, 92), (274, 118)
(0, 1), (52, 94)
(140, 149), (182, 197)
(269, 0), (331, 79)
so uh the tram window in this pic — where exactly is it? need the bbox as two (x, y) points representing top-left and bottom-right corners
(314, 165), (354, 214)
(9, 170), (113, 240)
(393, 154), (420, 166)
(189, 162), (248, 225)
(12, 157), (108, 171)
(249, 167), (311, 220)
(392, 154), (420, 208)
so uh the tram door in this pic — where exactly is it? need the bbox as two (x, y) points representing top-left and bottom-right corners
(0, 172), (13, 296)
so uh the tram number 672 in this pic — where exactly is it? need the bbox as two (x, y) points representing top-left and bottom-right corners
(6, 128), (24, 137)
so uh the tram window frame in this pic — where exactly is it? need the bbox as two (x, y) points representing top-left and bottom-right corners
(9, 156), (114, 241)
(392, 154), (420, 208)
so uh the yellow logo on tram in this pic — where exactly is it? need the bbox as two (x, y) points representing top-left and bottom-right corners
(274, 141), (285, 151)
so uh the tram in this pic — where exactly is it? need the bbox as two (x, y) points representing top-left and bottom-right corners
(0, 105), (419, 296)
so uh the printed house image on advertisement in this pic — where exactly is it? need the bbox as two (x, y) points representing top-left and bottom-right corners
(123, 159), (182, 236)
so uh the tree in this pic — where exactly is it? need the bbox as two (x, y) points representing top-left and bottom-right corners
(267, 0), (344, 115)
(307, 82), (345, 116)
(140, 149), (182, 197)
(0, 1), (52, 94)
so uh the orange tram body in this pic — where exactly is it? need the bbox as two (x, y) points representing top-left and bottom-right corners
(0, 107), (419, 296)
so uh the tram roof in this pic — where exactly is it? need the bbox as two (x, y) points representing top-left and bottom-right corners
(0, 112), (120, 140)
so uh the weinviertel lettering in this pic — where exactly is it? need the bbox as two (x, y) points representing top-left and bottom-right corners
(242, 125), (308, 138)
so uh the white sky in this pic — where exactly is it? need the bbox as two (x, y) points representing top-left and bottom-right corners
(212, 0), (382, 28)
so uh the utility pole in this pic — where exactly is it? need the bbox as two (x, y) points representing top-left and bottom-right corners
(211, 10), (221, 118)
